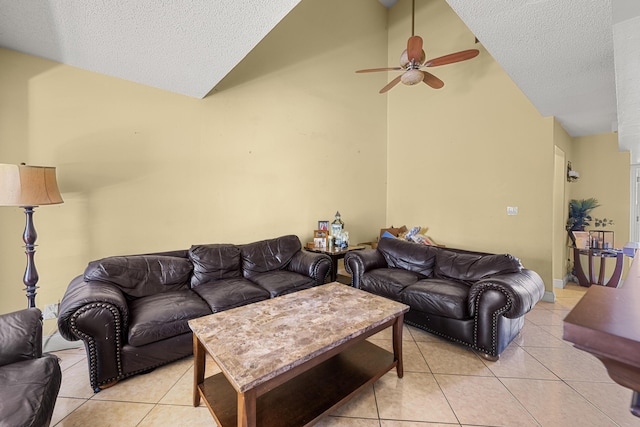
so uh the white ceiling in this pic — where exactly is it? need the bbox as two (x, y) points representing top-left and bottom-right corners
(0, 0), (302, 99)
(445, 0), (640, 162)
(1, 0), (638, 159)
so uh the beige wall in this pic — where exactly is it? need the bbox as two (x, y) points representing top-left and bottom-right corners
(385, 0), (555, 292)
(570, 133), (631, 280)
(0, 0), (389, 318)
(0, 0), (632, 320)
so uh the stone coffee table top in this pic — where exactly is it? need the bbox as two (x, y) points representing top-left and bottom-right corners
(188, 282), (409, 393)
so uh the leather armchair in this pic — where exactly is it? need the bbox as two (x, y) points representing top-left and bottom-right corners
(0, 308), (62, 427)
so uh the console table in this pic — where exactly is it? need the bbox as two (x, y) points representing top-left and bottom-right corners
(564, 250), (640, 417)
(572, 247), (624, 287)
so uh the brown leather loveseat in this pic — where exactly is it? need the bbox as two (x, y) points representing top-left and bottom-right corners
(344, 238), (544, 360)
(58, 235), (331, 392)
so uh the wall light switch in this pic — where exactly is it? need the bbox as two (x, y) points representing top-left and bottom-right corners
(507, 206), (519, 216)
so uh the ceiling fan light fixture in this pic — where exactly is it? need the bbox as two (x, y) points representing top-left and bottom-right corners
(401, 69), (424, 86)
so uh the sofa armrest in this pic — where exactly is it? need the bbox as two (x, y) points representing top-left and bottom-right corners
(58, 275), (131, 391)
(0, 308), (43, 366)
(468, 269), (545, 319)
(344, 249), (388, 288)
(58, 275), (130, 341)
(287, 250), (332, 285)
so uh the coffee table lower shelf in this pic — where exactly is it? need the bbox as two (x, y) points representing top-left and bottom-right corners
(197, 340), (395, 427)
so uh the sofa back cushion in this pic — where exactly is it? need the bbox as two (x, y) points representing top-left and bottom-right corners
(377, 238), (437, 277)
(189, 244), (242, 287)
(84, 255), (193, 298)
(434, 249), (522, 282)
(241, 235), (301, 278)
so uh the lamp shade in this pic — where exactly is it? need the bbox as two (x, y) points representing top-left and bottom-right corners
(0, 164), (63, 206)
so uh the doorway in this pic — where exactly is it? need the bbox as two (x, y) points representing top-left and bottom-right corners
(552, 147), (566, 293)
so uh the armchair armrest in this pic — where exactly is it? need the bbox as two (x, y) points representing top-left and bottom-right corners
(287, 250), (332, 285)
(468, 269), (545, 318)
(0, 308), (43, 366)
(344, 249), (388, 288)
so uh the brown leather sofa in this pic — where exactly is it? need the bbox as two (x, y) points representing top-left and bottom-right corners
(344, 238), (545, 360)
(0, 308), (62, 427)
(58, 235), (331, 392)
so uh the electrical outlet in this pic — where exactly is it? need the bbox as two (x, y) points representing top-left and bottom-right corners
(43, 303), (59, 320)
(507, 206), (519, 216)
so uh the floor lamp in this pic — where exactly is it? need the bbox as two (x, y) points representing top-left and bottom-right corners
(0, 163), (63, 308)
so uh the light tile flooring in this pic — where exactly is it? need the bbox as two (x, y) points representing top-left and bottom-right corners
(50, 283), (640, 426)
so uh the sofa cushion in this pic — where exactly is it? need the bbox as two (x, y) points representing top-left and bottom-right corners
(248, 270), (315, 298)
(402, 279), (471, 319)
(192, 278), (270, 313)
(361, 268), (424, 301)
(127, 290), (211, 347)
(84, 255), (192, 298)
(435, 250), (522, 283)
(377, 238), (436, 277)
(189, 244), (242, 287)
(241, 235), (301, 279)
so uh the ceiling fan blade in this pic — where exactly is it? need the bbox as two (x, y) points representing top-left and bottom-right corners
(424, 49), (479, 67)
(422, 71), (444, 89)
(407, 36), (424, 63)
(356, 67), (403, 73)
(379, 75), (402, 94)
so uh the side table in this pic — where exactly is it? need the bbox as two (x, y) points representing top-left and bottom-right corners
(572, 247), (624, 288)
(305, 245), (365, 282)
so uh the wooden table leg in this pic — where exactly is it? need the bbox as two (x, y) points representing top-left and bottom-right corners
(606, 252), (625, 288)
(588, 252), (596, 285)
(193, 333), (205, 407)
(328, 255), (339, 282)
(238, 388), (257, 427)
(392, 314), (404, 378)
(573, 248), (589, 287)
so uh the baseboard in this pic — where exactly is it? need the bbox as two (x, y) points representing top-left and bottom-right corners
(553, 278), (566, 289)
(542, 290), (556, 303)
(43, 332), (83, 353)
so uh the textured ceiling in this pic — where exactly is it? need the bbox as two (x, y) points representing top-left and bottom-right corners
(1, 0), (639, 159)
(446, 0), (640, 161)
(446, 0), (618, 138)
(0, 0), (302, 99)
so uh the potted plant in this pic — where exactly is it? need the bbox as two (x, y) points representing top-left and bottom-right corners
(566, 198), (600, 232)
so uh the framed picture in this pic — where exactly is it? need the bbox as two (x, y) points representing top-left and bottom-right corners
(318, 220), (329, 231)
(313, 229), (328, 247)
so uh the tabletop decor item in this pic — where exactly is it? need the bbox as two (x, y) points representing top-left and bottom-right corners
(331, 211), (344, 238)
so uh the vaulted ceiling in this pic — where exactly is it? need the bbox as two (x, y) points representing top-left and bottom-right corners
(1, 0), (638, 159)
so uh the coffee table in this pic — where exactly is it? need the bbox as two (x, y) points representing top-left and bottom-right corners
(189, 282), (409, 427)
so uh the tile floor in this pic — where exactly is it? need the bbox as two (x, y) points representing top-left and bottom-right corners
(50, 283), (640, 426)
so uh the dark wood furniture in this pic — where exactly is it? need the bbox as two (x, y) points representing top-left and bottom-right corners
(564, 250), (640, 417)
(572, 247), (624, 287)
(305, 245), (365, 282)
(189, 282), (409, 427)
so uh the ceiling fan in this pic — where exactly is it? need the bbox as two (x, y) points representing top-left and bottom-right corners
(356, 0), (479, 94)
